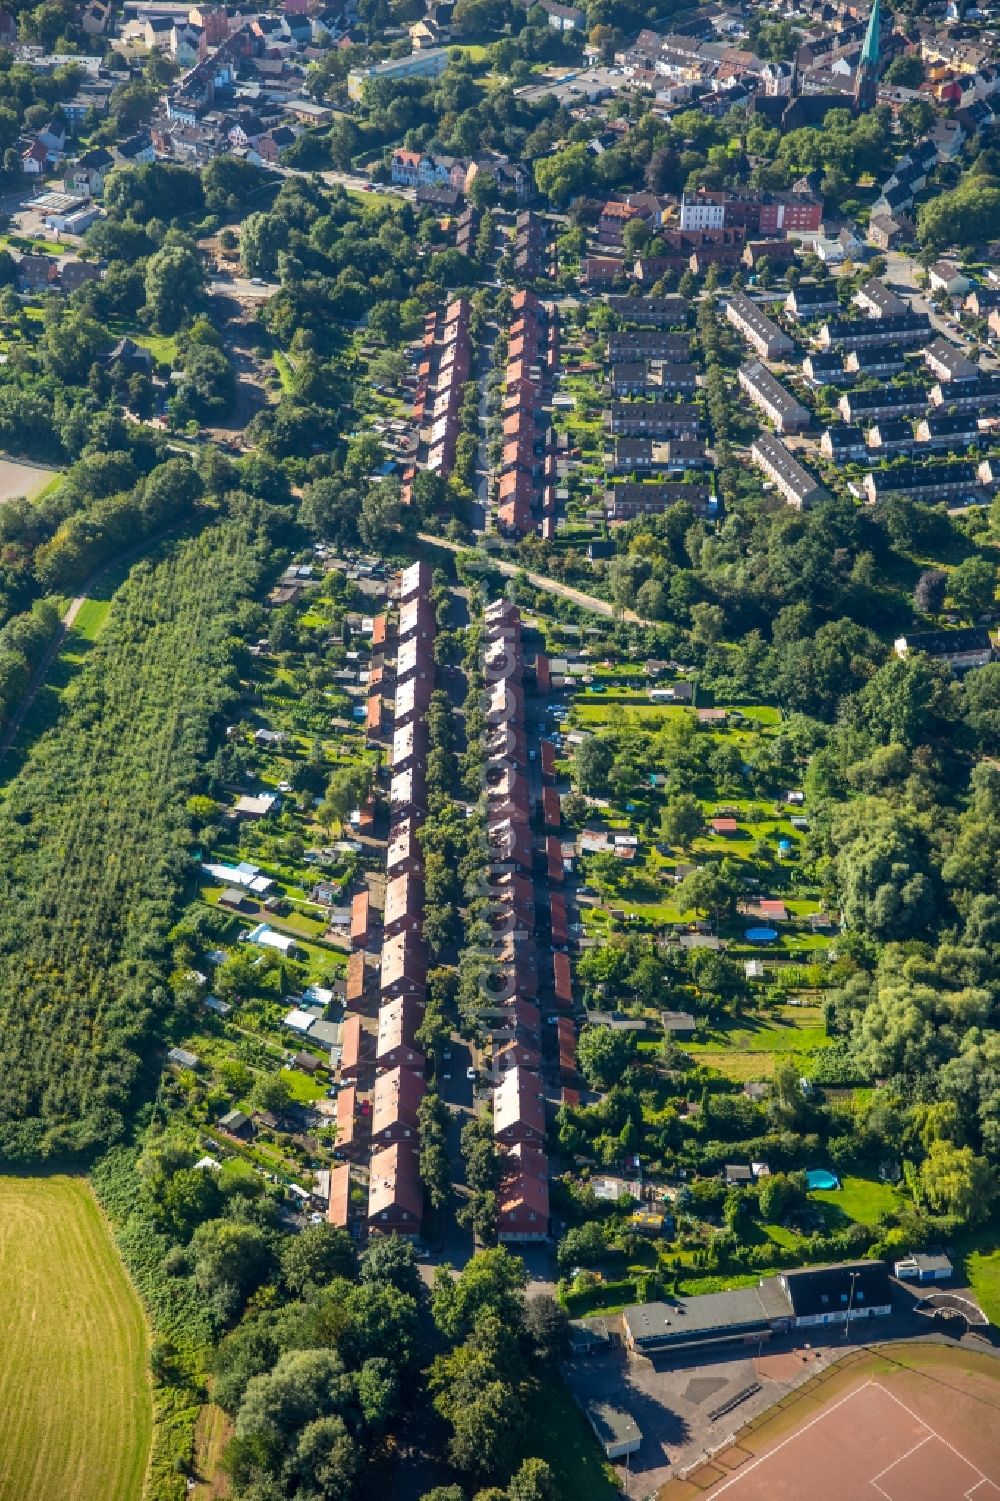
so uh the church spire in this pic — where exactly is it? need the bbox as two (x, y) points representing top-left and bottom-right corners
(855, 0), (881, 111)
(861, 0), (881, 67)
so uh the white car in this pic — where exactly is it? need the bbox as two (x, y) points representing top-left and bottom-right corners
(466, 1066), (476, 1081)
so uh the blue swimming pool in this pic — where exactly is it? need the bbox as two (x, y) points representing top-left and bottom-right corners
(745, 926), (778, 943)
(806, 1169), (840, 1191)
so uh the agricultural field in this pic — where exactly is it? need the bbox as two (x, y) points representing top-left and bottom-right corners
(686, 1006), (832, 1083)
(0, 1175), (150, 1501)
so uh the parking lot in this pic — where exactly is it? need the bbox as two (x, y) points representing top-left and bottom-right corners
(562, 1334), (841, 1495)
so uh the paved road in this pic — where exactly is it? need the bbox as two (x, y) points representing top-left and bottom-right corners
(416, 531), (651, 624)
(208, 274), (278, 301)
(883, 250), (996, 365)
(274, 163), (416, 203)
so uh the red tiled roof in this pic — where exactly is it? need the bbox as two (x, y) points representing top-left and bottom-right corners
(346, 950), (366, 1008)
(351, 889), (370, 944)
(327, 1162), (354, 1226)
(376, 995), (425, 1068)
(553, 950), (573, 1006)
(336, 1083), (360, 1145)
(493, 1066), (545, 1139)
(380, 930), (428, 996)
(371, 1065), (425, 1141)
(368, 1141), (422, 1225)
(340, 1014), (366, 1076)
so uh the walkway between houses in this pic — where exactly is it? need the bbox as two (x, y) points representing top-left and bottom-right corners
(416, 530), (651, 625)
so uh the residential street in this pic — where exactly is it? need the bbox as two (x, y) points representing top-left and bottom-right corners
(883, 249), (997, 365)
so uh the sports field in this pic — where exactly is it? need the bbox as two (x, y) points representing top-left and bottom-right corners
(661, 1344), (1000, 1500)
(0, 1175), (151, 1501)
(0, 457), (58, 503)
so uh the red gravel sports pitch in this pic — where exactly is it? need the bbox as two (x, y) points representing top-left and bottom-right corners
(662, 1346), (1000, 1501)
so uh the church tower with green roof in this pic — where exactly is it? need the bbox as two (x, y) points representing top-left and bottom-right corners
(854, 0), (881, 112)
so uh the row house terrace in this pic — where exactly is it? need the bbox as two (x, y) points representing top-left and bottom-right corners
(401, 299), (472, 504)
(513, 211), (547, 279)
(497, 290), (558, 537)
(335, 563), (437, 1241)
(380, 939), (428, 1008)
(482, 600), (554, 1239)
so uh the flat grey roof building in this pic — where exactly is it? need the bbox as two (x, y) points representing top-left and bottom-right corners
(583, 1398), (642, 1459)
(623, 1284), (775, 1354)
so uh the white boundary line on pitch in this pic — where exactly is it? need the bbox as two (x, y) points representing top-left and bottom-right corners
(871, 1384), (990, 1490)
(869, 1434), (934, 1501)
(688, 1381), (878, 1497)
(870, 1433), (933, 1487)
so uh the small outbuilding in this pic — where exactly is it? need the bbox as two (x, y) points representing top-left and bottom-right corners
(894, 1251), (953, 1283)
(218, 1109), (253, 1140)
(582, 1397), (641, 1460)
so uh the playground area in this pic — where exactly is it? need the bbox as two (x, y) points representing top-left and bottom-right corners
(661, 1344), (1000, 1500)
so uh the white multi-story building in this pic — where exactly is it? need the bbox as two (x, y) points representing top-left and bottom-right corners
(678, 194), (725, 231)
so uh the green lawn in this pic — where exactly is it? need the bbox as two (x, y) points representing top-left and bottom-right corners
(131, 331), (180, 366)
(1, 233), (73, 255)
(811, 1174), (905, 1228)
(281, 1065), (327, 1103)
(573, 700), (690, 727)
(954, 1226), (1000, 1323)
(673, 1269), (766, 1296)
(518, 1376), (619, 1501)
(560, 1277), (637, 1317)
(763, 1223), (801, 1250)
(70, 596), (113, 642)
(0, 1175), (151, 1501)
(273, 349), (296, 393)
(692, 1050), (816, 1083)
(571, 697), (782, 729)
(686, 1008), (830, 1056)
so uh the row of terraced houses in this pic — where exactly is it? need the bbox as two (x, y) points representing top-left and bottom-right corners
(328, 561), (436, 1238)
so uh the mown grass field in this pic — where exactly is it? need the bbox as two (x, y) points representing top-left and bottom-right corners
(811, 1173), (905, 1227)
(955, 1225), (1000, 1324)
(0, 1175), (151, 1501)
